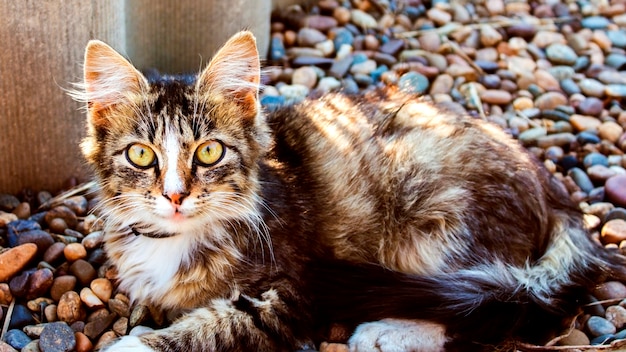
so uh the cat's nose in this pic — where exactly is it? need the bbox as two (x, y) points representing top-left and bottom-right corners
(163, 192), (189, 206)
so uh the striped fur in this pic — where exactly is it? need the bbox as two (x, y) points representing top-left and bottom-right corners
(77, 31), (626, 352)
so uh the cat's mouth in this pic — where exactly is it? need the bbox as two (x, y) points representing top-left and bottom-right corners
(130, 225), (179, 239)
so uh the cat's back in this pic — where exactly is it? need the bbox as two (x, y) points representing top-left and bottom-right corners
(267, 89), (566, 274)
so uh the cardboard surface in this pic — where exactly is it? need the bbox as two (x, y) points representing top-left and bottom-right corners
(0, 0), (272, 194)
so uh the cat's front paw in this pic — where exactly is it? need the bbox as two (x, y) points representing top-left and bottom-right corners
(100, 335), (156, 352)
(349, 319), (448, 352)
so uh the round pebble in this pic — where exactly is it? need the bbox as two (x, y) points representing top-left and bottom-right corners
(606, 175), (626, 207)
(398, 72), (429, 95)
(587, 316), (617, 337)
(602, 219), (626, 244)
(39, 322), (76, 352)
(594, 281), (626, 301)
(5, 329), (32, 350)
(606, 305), (626, 329)
(57, 291), (86, 324)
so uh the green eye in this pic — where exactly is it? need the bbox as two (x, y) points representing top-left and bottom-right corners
(195, 140), (224, 166)
(126, 143), (156, 169)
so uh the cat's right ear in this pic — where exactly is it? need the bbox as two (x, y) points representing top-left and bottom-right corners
(80, 40), (148, 127)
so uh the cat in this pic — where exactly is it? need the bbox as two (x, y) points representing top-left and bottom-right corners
(74, 30), (626, 352)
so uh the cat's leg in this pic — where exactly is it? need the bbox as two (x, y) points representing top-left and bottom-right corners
(348, 319), (448, 352)
(101, 289), (310, 352)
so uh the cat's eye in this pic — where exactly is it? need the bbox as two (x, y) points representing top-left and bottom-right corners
(126, 143), (156, 169)
(195, 140), (224, 166)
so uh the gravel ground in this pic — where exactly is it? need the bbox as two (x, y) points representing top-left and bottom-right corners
(2, 0), (626, 351)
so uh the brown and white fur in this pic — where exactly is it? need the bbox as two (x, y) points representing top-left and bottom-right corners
(76, 31), (625, 352)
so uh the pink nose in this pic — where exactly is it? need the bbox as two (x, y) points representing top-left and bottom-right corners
(164, 192), (188, 205)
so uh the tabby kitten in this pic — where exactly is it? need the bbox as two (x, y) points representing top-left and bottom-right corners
(77, 31), (625, 352)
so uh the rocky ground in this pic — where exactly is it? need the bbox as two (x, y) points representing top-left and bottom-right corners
(2, 0), (626, 351)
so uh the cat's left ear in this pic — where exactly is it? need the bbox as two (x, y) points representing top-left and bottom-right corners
(196, 31), (261, 115)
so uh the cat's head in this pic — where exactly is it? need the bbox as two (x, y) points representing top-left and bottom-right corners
(77, 31), (270, 237)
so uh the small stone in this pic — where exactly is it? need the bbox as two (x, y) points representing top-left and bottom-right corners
(269, 36), (285, 62)
(303, 15), (338, 32)
(480, 24), (503, 47)
(480, 90), (512, 105)
(332, 28), (354, 50)
(426, 8), (451, 26)
(94, 331), (117, 351)
(113, 317), (129, 336)
(43, 242), (66, 264)
(27, 268), (54, 300)
(598, 121), (624, 144)
(0, 283), (13, 305)
(579, 78), (606, 98)
(570, 114), (601, 132)
(17, 230), (55, 257)
(44, 206), (78, 229)
(587, 316), (617, 337)
(606, 175), (626, 207)
(533, 70), (560, 92)
(512, 97), (534, 111)
(9, 304), (35, 329)
(12, 202), (31, 219)
(69, 260), (97, 286)
(81, 231), (103, 250)
(57, 291), (86, 324)
(379, 39), (404, 56)
(0, 194), (20, 211)
(350, 59), (377, 75)
(398, 72), (429, 95)
(578, 97), (604, 116)
(606, 84), (626, 98)
(317, 76), (342, 93)
(83, 312), (117, 340)
(518, 127), (547, 146)
(0, 243), (37, 282)
(536, 133), (576, 148)
(602, 219), (626, 244)
(545, 43), (578, 66)
(560, 329), (589, 345)
(0, 212), (18, 227)
(568, 167), (595, 193)
(320, 342), (349, 352)
(74, 332), (93, 352)
(534, 92), (568, 110)
(80, 287), (105, 309)
(608, 30), (626, 49)
(429, 74), (453, 95)
(50, 276), (77, 302)
(333, 7), (351, 25)
(297, 28), (327, 47)
(63, 243), (87, 262)
(45, 304), (58, 322)
(5, 329), (32, 350)
(129, 304), (150, 327)
(39, 322), (76, 352)
(315, 40), (334, 57)
(350, 9), (377, 28)
(532, 31), (565, 48)
(587, 165), (617, 183)
(584, 152), (609, 168)
(594, 281), (626, 301)
(108, 297), (131, 318)
(606, 305), (626, 329)
(581, 16), (611, 30)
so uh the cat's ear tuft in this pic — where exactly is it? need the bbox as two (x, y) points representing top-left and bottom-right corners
(196, 31), (261, 114)
(80, 40), (148, 125)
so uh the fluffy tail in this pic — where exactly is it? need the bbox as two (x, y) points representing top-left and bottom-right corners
(311, 227), (625, 347)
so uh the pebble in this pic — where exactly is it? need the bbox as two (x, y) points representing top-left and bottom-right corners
(5, 329), (32, 350)
(63, 243), (87, 262)
(398, 72), (429, 95)
(606, 305), (626, 329)
(587, 316), (617, 337)
(534, 92), (568, 110)
(558, 328), (590, 346)
(57, 291), (86, 324)
(606, 175), (626, 207)
(39, 322), (76, 352)
(594, 281), (626, 301)
(83, 312), (117, 340)
(602, 219), (626, 244)
(80, 287), (105, 309)
(599, 121), (624, 143)
(0, 243), (37, 282)
(569, 167), (595, 193)
(9, 304), (36, 329)
(545, 43), (578, 65)
(480, 90), (512, 105)
(579, 78), (606, 97)
(570, 114), (602, 132)
(350, 9), (377, 28)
